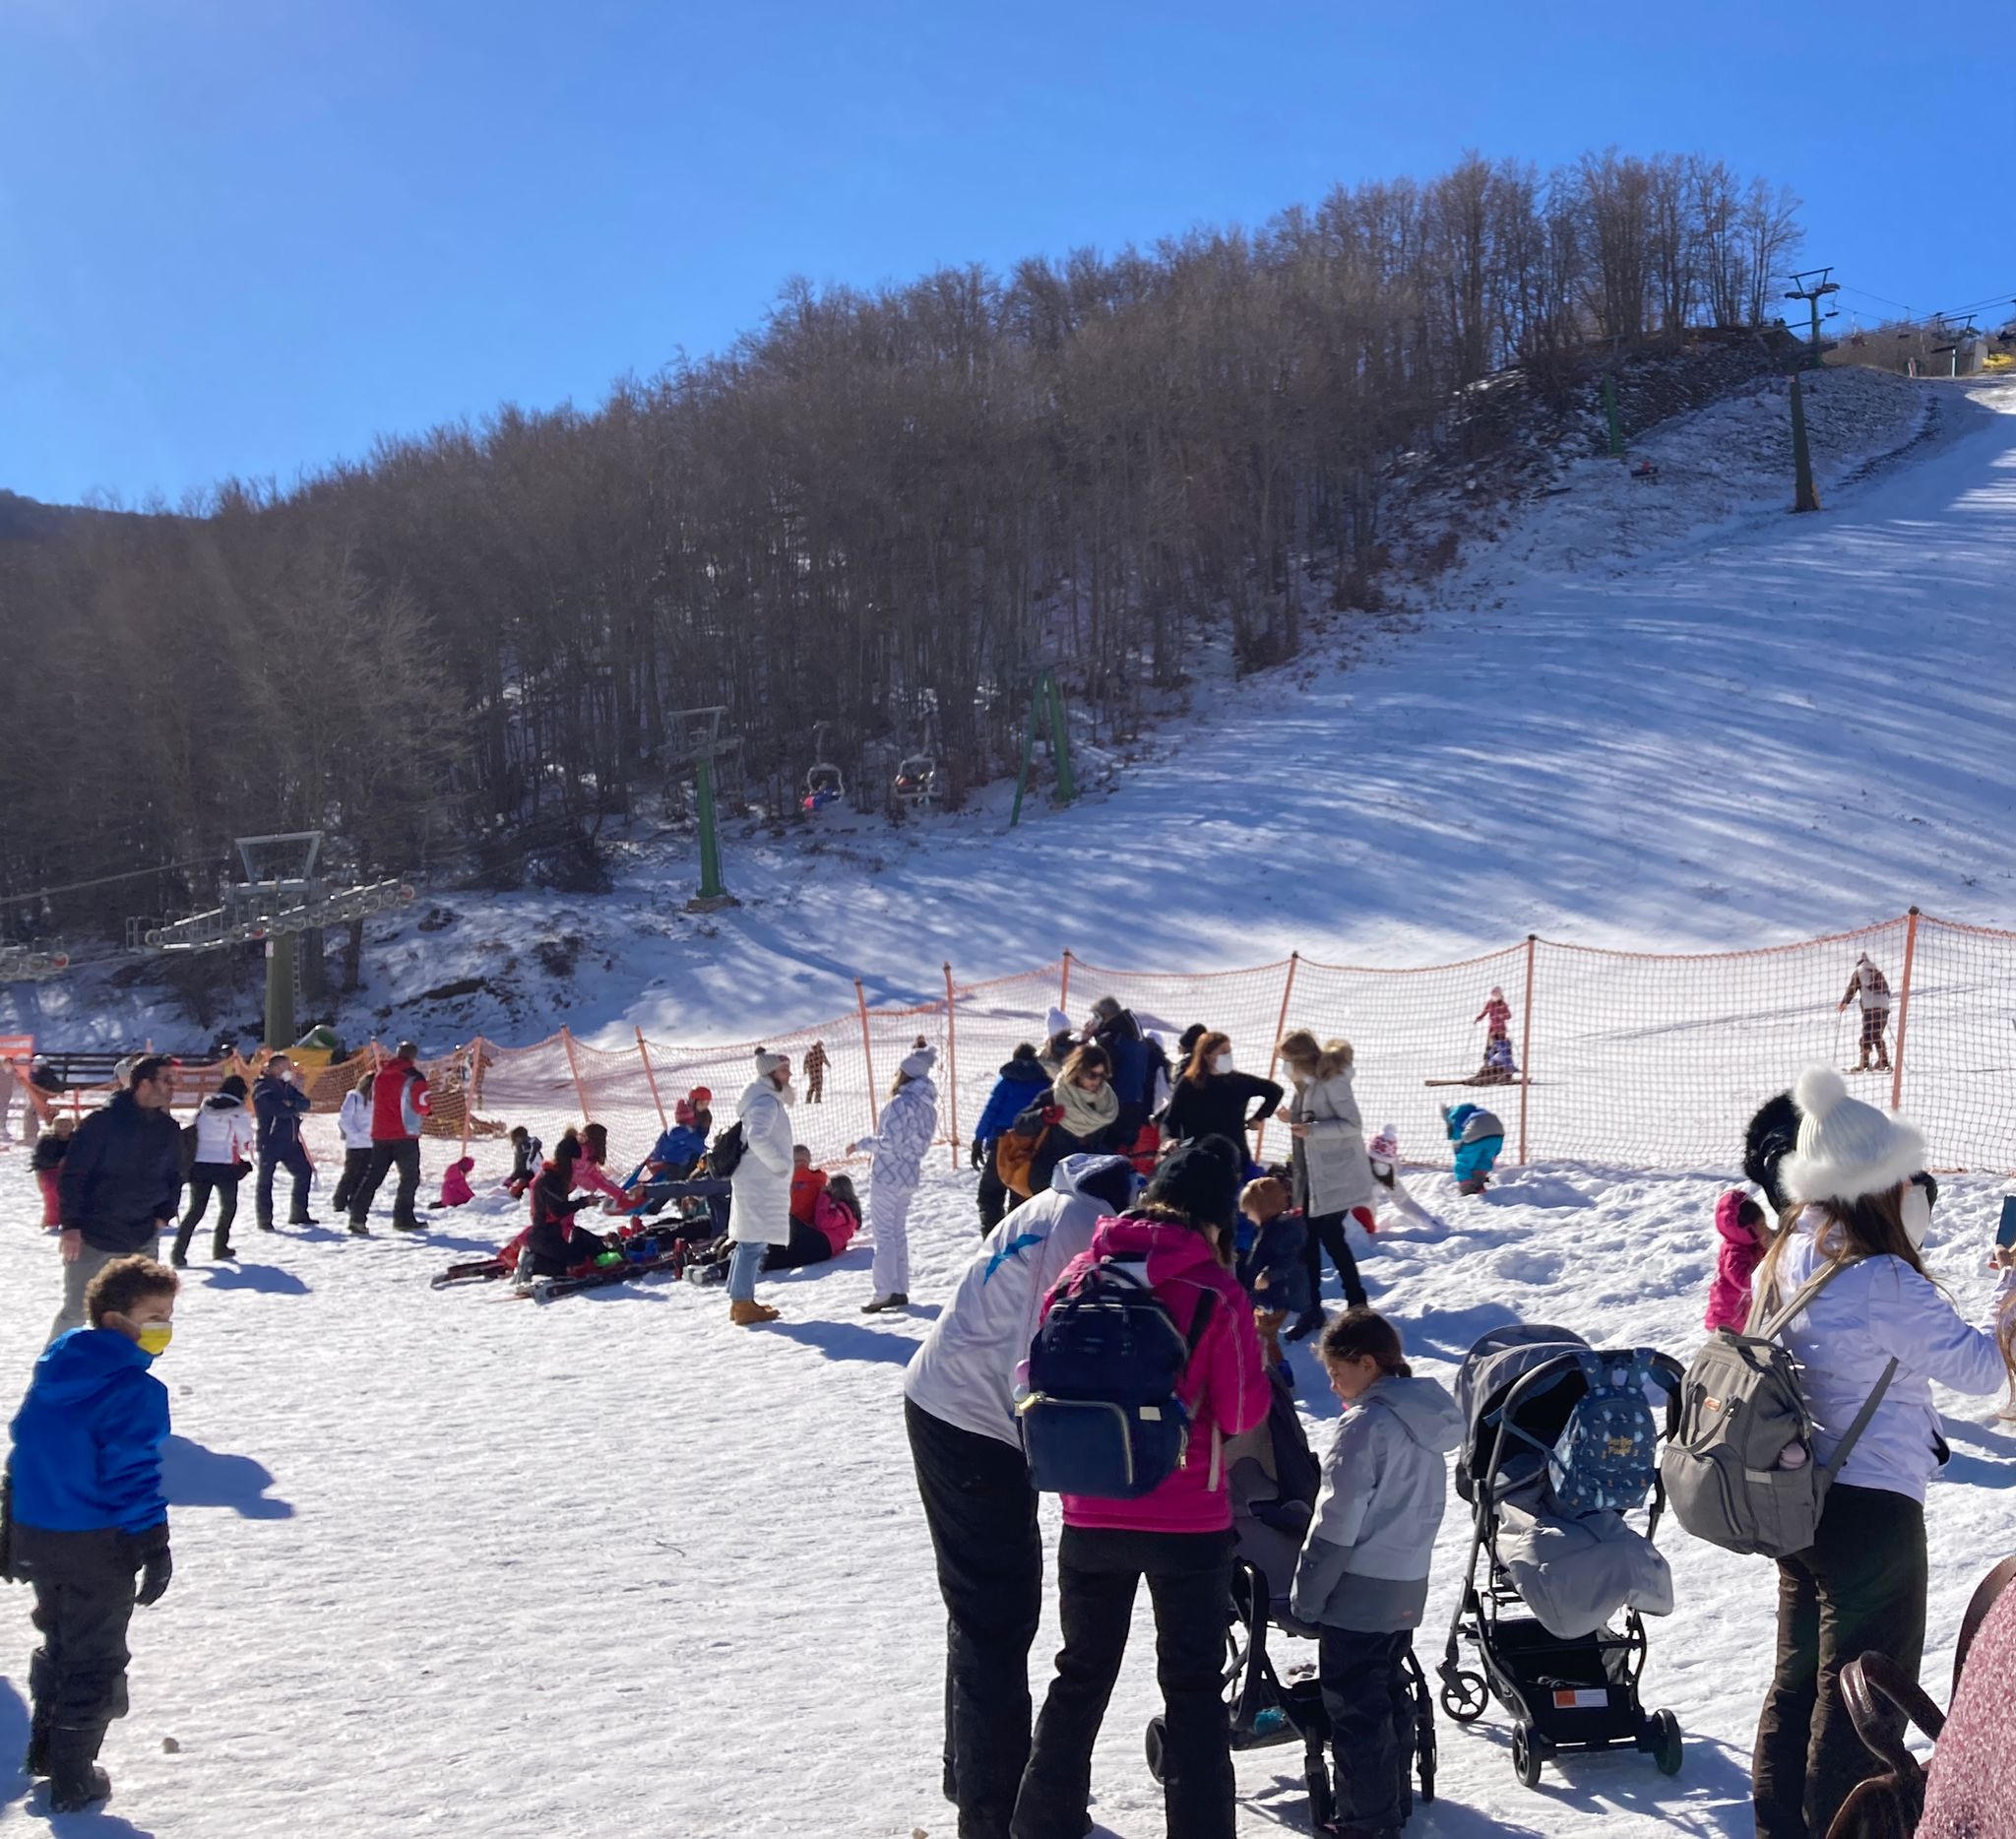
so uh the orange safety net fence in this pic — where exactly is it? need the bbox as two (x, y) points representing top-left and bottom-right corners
(93, 910), (2016, 1177)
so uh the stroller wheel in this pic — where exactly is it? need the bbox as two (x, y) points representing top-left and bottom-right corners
(1647, 1708), (1683, 1776)
(1440, 1670), (1488, 1724)
(1511, 1722), (1550, 1789)
(1145, 1716), (1167, 1784)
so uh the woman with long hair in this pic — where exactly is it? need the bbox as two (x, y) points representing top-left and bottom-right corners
(525, 1130), (615, 1278)
(1277, 1029), (1374, 1337)
(1012, 1044), (1125, 1200)
(1749, 1069), (2016, 1839)
(1013, 1135), (1268, 1839)
(1159, 1029), (1283, 1154)
(852, 1043), (940, 1312)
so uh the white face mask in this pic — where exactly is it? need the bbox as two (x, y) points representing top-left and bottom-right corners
(1213, 1051), (1234, 1075)
(1901, 1181), (1932, 1249)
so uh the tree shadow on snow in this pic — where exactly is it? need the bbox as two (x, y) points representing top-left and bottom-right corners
(202, 1263), (309, 1297)
(770, 1320), (919, 1366)
(1517, 1727), (1756, 1834)
(160, 1434), (293, 1519)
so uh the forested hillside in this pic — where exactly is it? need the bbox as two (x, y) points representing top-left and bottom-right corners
(0, 150), (1799, 936)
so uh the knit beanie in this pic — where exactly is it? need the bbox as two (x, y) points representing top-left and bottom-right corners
(1368, 1124), (1399, 1163)
(1777, 1067), (1925, 1206)
(901, 1045), (937, 1081)
(1044, 1007), (1073, 1042)
(753, 1048), (789, 1079)
(1144, 1133), (1243, 1233)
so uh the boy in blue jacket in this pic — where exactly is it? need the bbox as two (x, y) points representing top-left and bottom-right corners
(2, 1254), (179, 1813)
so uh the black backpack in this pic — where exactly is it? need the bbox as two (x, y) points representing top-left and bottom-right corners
(707, 1122), (747, 1179)
(1019, 1258), (1216, 1499)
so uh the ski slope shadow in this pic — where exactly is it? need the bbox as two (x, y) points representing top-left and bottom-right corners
(771, 1319), (924, 1366)
(201, 1263), (308, 1297)
(0, 1681), (158, 1834)
(1507, 1726), (1757, 1834)
(159, 1434), (292, 1520)
(1242, 1762), (1548, 1837)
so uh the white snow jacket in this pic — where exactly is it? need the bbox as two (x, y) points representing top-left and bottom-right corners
(337, 1090), (374, 1151)
(853, 1076), (938, 1194)
(904, 1154), (1130, 1448)
(1292, 1372), (1463, 1632)
(191, 1094), (256, 1168)
(727, 1077), (794, 1246)
(1290, 1059), (1375, 1216)
(1771, 1207), (2015, 1502)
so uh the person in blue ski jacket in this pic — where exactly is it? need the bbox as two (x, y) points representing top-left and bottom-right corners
(3, 1253), (180, 1814)
(1443, 1103), (1505, 1196)
(253, 1056), (316, 1231)
(971, 1043), (1051, 1233)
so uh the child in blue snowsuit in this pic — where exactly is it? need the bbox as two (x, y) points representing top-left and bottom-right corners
(1443, 1104), (1505, 1195)
(1237, 1175), (1312, 1368)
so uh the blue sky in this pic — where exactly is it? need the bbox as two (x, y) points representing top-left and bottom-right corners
(2, 1), (2003, 505)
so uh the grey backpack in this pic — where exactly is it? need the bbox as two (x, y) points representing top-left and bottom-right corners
(1661, 1260), (1897, 1559)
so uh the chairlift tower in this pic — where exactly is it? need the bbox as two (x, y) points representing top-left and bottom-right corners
(133, 832), (415, 1047)
(1783, 269), (1841, 370)
(668, 708), (742, 910)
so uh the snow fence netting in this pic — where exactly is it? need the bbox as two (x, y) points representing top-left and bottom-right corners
(102, 909), (2016, 1176)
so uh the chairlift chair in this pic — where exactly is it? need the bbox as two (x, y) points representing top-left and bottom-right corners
(803, 722), (847, 812)
(894, 753), (940, 806)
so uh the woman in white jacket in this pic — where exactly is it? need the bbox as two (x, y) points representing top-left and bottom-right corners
(173, 1075), (258, 1264)
(854, 1043), (939, 1312)
(1749, 1069), (2016, 1839)
(332, 1071), (376, 1217)
(726, 1049), (795, 1326)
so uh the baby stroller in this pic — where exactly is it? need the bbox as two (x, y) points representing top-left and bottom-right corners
(1143, 1369), (1437, 1828)
(1438, 1325), (1686, 1789)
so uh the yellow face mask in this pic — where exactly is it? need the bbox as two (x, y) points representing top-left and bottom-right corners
(136, 1323), (173, 1358)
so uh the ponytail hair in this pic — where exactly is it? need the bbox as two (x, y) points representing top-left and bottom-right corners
(1320, 1307), (1411, 1378)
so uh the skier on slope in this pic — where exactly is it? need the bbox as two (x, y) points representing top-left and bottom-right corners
(853, 1042), (939, 1313)
(1838, 952), (1894, 1073)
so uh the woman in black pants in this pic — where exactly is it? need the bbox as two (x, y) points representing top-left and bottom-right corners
(1277, 1030), (1372, 1339)
(174, 1075), (256, 1264)
(1746, 1069), (2016, 1838)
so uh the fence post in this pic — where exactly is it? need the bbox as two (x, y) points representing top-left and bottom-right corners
(634, 1027), (668, 1130)
(1060, 950), (1073, 1015)
(560, 1027), (590, 1123)
(1255, 952), (1300, 1161)
(1517, 935), (1538, 1166)
(943, 962), (961, 1170)
(855, 978), (881, 1130)
(1891, 908), (1921, 1114)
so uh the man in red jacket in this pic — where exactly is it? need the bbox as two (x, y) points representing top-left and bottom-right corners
(345, 1042), (430, 1236)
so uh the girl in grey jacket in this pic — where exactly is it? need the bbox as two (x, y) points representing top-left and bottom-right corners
(1292, 1310), (1462, 1839)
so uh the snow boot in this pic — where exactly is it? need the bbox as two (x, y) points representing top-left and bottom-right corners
(861, 1293), (910, 1313)
(393, 1216), (431, 1234)
(1285, 1306), (1326, 1344)
(347, 1221), (372, 1237)
(168, 1250), (189, 1270)
(729, 1299), (780, 1326)
(45, 1724), (110, 1812)
(289, 1213), (319, 1227)
(212, 1237), (235, 1260)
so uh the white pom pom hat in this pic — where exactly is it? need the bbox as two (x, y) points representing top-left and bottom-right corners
(901, 1045), (937, 1080)
(1777, 1067), (1925, 1206)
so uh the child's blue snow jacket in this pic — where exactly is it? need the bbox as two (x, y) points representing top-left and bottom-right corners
(7, 1329), (169, 1535)
(975, 1052), (1051, 1143)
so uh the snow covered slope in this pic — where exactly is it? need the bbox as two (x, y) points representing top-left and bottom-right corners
(4, 1127), (2014, 1837)
(9, 370), (2012, 1061)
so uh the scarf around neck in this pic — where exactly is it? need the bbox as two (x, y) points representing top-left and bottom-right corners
(1054, 1076), (1121, 1140)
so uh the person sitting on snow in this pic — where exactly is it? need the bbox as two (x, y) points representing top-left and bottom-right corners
(504, 1125), (542, 1200)
(521, 1132), (617, 1279)
(437, 1157), (476, 1210)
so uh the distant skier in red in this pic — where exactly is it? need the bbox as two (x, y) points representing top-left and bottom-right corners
(1473, 985), (1518, 1083)
(1838, 952), (1893, 1072)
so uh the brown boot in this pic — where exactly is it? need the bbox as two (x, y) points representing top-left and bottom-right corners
(729, 1299), (780, 1326)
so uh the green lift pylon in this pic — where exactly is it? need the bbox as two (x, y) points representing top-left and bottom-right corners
(1010, 669), (1077, 827)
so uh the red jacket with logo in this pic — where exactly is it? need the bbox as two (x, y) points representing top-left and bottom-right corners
(371, 1059), (431, 1141)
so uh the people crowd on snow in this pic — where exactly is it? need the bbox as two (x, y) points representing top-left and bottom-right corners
(14, 981), (2016, 1836)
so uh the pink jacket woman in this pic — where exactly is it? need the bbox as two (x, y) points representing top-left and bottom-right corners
(1045, 1213), (1269, 1535)
(1705, 1188), (1768, 1333)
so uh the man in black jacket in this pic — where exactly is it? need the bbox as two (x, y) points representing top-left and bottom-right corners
(253, 1056), (316, 1231)
(49, 1056), (181, 1344)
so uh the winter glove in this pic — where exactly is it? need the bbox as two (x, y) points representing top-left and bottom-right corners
(969, 1138), (985, 1171)
(127, 1524), (172, 1607)
(1040, 1106), (1063, 1127)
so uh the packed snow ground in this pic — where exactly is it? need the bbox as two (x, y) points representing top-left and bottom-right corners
(4, 1126), (2015, 1838)
(7, 370), (2012, 1055)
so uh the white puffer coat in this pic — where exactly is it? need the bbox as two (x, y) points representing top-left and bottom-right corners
(1290, 1050), (1374, 1216)
(727, 1077), (794, 1246)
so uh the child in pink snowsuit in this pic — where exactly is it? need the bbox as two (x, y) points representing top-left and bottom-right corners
(1704, 1189), (1771, 1333)
(1475, 987), (1512, 1041)
(438, 1156), (476, 1209)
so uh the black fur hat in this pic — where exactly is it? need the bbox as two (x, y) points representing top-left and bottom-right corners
(1743, 1091), (1800, 1213)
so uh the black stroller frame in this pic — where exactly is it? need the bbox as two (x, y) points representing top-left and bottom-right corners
(1437, 1343), (1687, 1789)
(1144, 1557), (1436, 1829)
